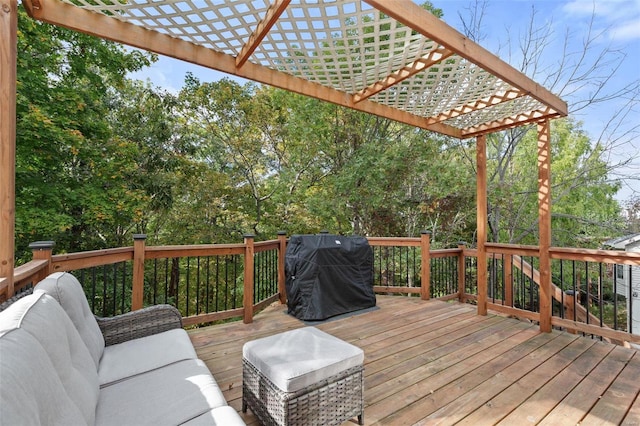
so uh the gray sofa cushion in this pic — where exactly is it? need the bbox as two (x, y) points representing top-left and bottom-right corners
(0, 293), (100, 425)
(99, 328), (197, 386)
(182, 406), (248, 426)
(36, 272), (105, 367)
(96, 358), (227, 425)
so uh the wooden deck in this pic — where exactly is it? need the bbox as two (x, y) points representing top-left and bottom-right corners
(188, 296), (640, 425)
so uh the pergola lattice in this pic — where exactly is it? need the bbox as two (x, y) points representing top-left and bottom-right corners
(20, 0), (566, 138)
(0, 0), (567, 331)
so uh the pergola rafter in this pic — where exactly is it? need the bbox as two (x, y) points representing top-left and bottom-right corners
(428, 88), (526, 126)
(235, 0), (291, 68)
(1, 0), (568, 331)
(353, 46), (455, 104)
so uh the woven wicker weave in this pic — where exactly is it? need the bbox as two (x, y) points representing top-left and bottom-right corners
(96, 304), (183, 346)
(242, 358), (364, 426)
(0, 286), (34, 312)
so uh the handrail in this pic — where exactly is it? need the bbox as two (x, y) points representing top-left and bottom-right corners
(14, 259), (49, 283)
(9, 237), (640, 346)
(144, 244), (245, 259)
(476, 242), (640, 345)
(510, 254), (627, 346)
(486, 242), (539, 257)
(51, 247), (133, 272)
(367, 236), (421, 247)
(551, 247), (640, 265)
(0, 259), (49, 299)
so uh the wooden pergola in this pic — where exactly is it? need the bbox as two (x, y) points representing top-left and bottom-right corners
(0, 0), (567, 331)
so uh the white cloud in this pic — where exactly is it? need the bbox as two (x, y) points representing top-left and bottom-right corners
(610, 18), (640, 41)
(562, 0), (640, 41)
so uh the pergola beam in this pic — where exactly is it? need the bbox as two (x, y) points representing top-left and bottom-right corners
(461, 106), (562, 138)
(353, 46), (455, 103)
(235, 0), (290, 69)
(24, 0), (462, 138)
(364, 0), (568, 118)
(0, 0), (16, 296)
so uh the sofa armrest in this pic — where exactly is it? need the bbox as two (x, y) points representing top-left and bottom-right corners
(96, 304), (183, 346)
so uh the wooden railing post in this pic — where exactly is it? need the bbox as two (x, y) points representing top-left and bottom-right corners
(132, 234), (146, 311)
(457, 242), (466, 302)
(277, 231), (287, 304)
(420, 231), (431, 300)
(504, 254), (513, 307)
(29, 241), (55, 283)
(243, 234), (255, 324)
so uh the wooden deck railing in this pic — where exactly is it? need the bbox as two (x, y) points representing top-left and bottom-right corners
(4, 233), (640, 345)
(482, 243), (640, 346)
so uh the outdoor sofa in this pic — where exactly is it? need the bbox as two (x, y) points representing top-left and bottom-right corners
(0, 272), (246, 425)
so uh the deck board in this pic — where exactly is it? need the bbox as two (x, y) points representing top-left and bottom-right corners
(189, 295), (640, 425)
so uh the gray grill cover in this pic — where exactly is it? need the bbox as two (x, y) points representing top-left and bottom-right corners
(285, 234), (376, 320)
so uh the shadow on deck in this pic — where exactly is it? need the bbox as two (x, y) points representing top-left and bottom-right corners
(188, 295), (640, 425)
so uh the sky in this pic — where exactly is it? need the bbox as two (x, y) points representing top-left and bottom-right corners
(128, 0), (640, 204)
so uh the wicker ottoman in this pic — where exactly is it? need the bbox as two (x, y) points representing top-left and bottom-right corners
(242, 327), (364, 426)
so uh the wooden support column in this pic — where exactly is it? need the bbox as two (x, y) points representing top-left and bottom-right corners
(537, 120), (552, 332)
(131, 234), (146, 311)
(0, 0), (17, 297)
(476, 134), (488, 315)
(243, 234), (255, 324)
(420, 230), (431, 300)
(277, 231), (287, 304)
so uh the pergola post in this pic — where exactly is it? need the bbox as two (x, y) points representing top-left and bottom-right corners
(476, 134), (488, 315)
(0, 0), (17, 297)
(537, 120), (552, 332)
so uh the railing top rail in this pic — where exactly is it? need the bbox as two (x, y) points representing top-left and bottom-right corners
(1, 259), (49, 297)
(431, 248), (463, 258)
(51, 247), (134, 272)
(254, 240), (279, 252)
(550, 246), (640, 265)
(485, 242), (539, 257)
(483, 242), (640, 265)
(367, 236), (421, 247)
(14, 259), (48, 282)
(52, 246), (134, 262)
(145, 244), (245, 259)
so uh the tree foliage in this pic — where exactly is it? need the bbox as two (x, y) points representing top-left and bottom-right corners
(455, 0), (632, 248)
(15, 5), (154, 260)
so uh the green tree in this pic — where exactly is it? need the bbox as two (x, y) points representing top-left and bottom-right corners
(467, 119), (621, 248)
(106, 80), (195, 243)
(456, 1), (630, 248)
(15, 6), (154, 260)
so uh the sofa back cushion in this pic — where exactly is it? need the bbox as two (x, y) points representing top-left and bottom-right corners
(36, 272), (105, 367)
(0, 293), (100, 425)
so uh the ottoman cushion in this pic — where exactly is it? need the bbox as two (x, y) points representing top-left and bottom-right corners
(242, 327), (363, 393)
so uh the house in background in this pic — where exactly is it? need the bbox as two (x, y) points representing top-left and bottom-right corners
(605, 233), (640, 336)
